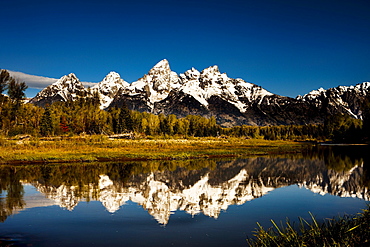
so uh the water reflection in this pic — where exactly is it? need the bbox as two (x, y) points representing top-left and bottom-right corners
(0, 146), (369, 225)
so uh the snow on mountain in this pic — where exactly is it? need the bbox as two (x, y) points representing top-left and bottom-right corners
(29, 73), (87, 106)
(30, 71), (128, 108)
(108, 60), (281, 126)
(91, 71), (129, 109)
(299, 82), (370, 101)
(116, 60), (273, 113)
(123, 59), (181, 107)
(297, 82), (370, 119)
(179, 65), (273, 112)
(50, 73), (85, 100)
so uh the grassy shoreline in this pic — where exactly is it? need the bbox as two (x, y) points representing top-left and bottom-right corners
(0, 135), (307, 164)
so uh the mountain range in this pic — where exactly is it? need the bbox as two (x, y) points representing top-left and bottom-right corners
(27, 59), (370, 127)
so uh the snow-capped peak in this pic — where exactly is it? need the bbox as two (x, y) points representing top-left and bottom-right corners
(198, 65), (230, 89)
(127, 59), (181, 107)
(355, 81), (370, 92)
(178, 64), (273, 113)
(294, 81), (370, 119)
(150, 59), (170, 72)
(298, 87), (326, 100)
(94, 71), (128, 90)
(181, 68), (201, 81)
(57, 73), (81, 86)
(312, 87), (326, 94)
(102, 71), (124, 83)
(298, 81), (370, 102)
(29, 73), (86, 105)
(92, 71), (129, 109)
(67, 73), (77, 79)
(201, 65), (220, 75)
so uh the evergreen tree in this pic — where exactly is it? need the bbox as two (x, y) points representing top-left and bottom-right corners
(119, 106), (134, 132)
(7, 78), (27, 103)
(7, 78), (28, 125)
(40, 107), (53, 136)
(0, 69), (10, 94)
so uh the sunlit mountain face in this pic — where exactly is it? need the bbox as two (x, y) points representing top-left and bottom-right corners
(1, 146), (369, 225)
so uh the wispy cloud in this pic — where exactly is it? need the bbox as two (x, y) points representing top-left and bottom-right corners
(8, 71), (96, 89)
(8, 71), (58, 89)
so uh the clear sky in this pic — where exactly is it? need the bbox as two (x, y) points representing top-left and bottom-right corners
(1, 0), (370, 98)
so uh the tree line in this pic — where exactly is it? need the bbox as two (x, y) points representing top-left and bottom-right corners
(1, 69), (369, 142)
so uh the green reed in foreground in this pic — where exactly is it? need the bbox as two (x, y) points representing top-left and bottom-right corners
(247, 205), (370, 247)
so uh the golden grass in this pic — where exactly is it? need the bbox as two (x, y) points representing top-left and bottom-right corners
(0, 135), (306, 164)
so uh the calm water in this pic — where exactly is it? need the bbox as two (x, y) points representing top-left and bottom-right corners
(0, 145), (369, 246)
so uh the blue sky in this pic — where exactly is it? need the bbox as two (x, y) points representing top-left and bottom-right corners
(1, 0), (370, 98)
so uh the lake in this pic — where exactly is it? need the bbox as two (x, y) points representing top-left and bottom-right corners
(1, 145), (369, 246)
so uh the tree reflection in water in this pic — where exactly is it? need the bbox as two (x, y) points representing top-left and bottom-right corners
(0, 145), (369, 223)
(0, 167), (25, 222)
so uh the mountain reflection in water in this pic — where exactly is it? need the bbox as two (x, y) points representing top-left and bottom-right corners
(1, 145), (369, 225)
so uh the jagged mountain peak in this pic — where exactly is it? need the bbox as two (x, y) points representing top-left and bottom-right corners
(53, 73), (84, 90)
(153, 59), (169, 68)
(298, 81), (370, 101)
(295, 81), (370, 119)
(201, 65), (220, 75)
(148, 59), (171, 75)
(96, 71), (128, 88)
(57, 73), (81, 85)
(67, 72), (77, 78)
(297, 87), (326, 101)
(59, 72), (77, 80)
(29, 73), (86, 106)
(181, 67), (201, 81)
(123, 59), (181, 106)
(104, 71), (122, 80)
(50, 73), (86, 96)
(356, 81), (370, 91)
(91, 71), (129, 109)
(199, 65), (229, 88)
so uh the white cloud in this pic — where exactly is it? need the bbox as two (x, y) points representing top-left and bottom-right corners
(82, 81), (97, 87)
(8, 71), (58, 89)
(8, 71), (97, 89)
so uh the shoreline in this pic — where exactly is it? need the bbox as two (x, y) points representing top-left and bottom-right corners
(0, 137), (308, 165)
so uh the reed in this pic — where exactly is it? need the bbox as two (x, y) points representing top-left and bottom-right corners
(247, 205), (370, 246)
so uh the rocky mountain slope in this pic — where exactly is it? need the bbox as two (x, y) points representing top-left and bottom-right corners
(297, 82), (370, 119)
(29, 59), (370, 126)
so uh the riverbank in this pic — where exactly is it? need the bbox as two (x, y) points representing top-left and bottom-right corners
(0, 135), (307, 164)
